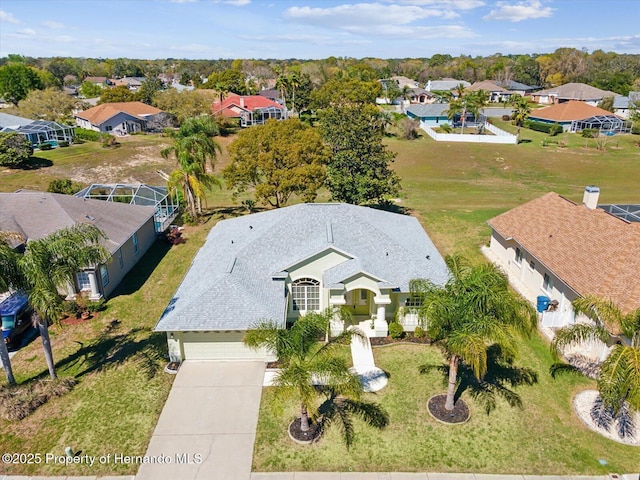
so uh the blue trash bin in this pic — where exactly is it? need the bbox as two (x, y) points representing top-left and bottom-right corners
(537, 295), (551, 313)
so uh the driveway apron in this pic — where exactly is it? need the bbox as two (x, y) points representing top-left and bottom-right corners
(136, 361), (265, 480)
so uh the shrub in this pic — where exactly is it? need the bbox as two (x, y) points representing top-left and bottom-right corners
(414, 325), (426, 339)
(388, 321), (404, 339)
(0, 132), (33, 166)
(525, 120), (563, 136)
(100, 134), (118, 148)
(581, 128), (598, 138)
(501, 114), (511, 121)
(58, 140), (69, 147)
(47, 178), (83, 195)
(631, 123), (640, 135)
(38, 142), (53, 150)
(74, 127), (101, 141)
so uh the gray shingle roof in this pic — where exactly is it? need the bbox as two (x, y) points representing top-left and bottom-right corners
(155, 203), (449, 332)
(0, 191), (155, 253)
(425, 79), (470, 91)
(0, 112), (33, 129)
(406, 103), (449, 118)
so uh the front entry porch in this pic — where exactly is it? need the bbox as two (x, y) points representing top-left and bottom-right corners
(330, 288), (390, 338)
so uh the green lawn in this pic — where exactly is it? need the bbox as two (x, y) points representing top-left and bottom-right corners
(1, 126), (639, 475)
(254, 342), (638, 474)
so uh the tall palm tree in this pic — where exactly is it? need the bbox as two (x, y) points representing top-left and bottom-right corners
(244, 308), (388, 445)
(509, 94), (531, 127)
(411, 256), (537, 411)
(551, 295), (640, 436)
(161, 116), (222, 219)
(0, 224), (109, 380)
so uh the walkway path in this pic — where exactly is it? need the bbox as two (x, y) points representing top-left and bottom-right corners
(136, 360), (265, 480)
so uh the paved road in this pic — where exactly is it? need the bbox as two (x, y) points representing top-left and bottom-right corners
(136, 361), (266, 480)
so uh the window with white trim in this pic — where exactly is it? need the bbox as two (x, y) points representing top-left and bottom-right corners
(291, 278), (320, 311)
(542, 273), (553, 293)
(133, 232), (139, 254)
(514, 247), (523, 265)
(77, 271), (91, 291)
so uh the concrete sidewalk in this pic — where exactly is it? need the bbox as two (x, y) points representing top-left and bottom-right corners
(135, 361), (265, 480)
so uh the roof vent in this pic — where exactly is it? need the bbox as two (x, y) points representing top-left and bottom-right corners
(583, 185), (600, 210)
(326, 221), (333, 243)
(225, 257), (237, 274)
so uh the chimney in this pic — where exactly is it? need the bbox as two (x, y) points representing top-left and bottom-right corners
(239, 97), (244, 108)
(583, 185), (600, 210)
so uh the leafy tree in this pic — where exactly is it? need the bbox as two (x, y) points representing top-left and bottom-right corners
(509, 94), (531, 127)
(411, 256), (537, 411)
(98, 85), (135, 104)
(319, 103), (400, 205)
(46, 57), (80, 85)
(0, 132), (33, 166)
(244, 308), (388, 445)
(79, 81), (102, 99)
(152, 88), (217, 124)
(14, 87), (79, 122)
(551, 296), (640, 437)
(0, 224), (110, 380)
(47, 178), (83, 195)
(224, 119), (328, 208)
(310, 78), (381, 109)
(446, 89), (489, 134)
(0, 63), (43, 105)
(597, 95), (615, 113)
(206, 69), (246, 95)
(161, 116), (222, 218)
(136, 75), (163, 105)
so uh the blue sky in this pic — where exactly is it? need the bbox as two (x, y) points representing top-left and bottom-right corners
(1, 0), (638, 59)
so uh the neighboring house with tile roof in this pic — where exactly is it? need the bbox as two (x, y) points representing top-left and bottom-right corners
(532, 83), (617, 106)
(466, 80), (512, 103)
(155, 203), (450, 361)
(485, 187), (640, 358)
(110, 77), (145, 91)
(0, 191), (157, 299)
(212, 94), (286, 127)
(74, 101), (166, 135)
(528, 100), (631, 133)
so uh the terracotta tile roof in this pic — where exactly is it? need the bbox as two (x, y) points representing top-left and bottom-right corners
(529, 100), (617, 122)
(488, 193), (640, 324)
(212, 95), (284, 117)
(534, 82), (616, 101)
(75, 102), (162, 126)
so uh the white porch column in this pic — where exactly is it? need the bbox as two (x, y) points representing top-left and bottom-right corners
(373, 296), (391, 337)
(87, 271), (102, 300)
(376, 304), (386, 323)
(329, 292), (347, 336)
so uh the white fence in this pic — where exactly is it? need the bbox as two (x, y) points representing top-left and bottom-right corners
(420, 121), (518, 144)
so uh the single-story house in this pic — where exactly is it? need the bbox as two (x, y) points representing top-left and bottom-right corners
(424, 78), (470, 93)
(613, 92), (639, 119)
(257, 89), (283, 104)
(485, 186), (640, 359)
(83, 76), (111, 88)
(75, 101), (169, 135)
(0, 112), (75, 147)
(531, 83), (617, 106)
(528, 100), (631, 133)
(155, 203), (450, 362)
(111, 77), (145, 91)
(501, 80), (540, 97)
(406, 103), (450, 125)
(212, 94), (287, 127)
(466, 80), (512, 103)
(0, 191), (157, 299)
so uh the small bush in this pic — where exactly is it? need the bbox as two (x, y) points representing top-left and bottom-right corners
(388, 322), (404, 339)
(47, 178), (83, 195)
(631, 123), (640, 135)
(101, 134), (118, 148)
(58, 140), (70, 147)
(74, 127), (101, 141)
(414, 325), (426, 339)
(501, 115), (511, 121)
(38, 142), (53, 150)
(0, 378), (77, 420)
(581, 128), (598, 138)
(525, 120), (563, 136)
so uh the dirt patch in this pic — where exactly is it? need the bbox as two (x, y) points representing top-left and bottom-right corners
(427, 394), (470, 424)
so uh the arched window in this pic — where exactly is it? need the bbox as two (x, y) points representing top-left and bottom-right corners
(291, 278), (320, 311)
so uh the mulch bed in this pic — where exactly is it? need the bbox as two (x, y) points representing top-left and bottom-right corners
(370, 334), (431, 347)
(289, 417), (321, 443)
(427, 394), (470, 424)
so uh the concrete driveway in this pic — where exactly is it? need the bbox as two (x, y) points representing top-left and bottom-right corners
(136, 361), (265, 480)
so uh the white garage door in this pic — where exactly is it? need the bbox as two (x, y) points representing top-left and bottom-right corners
(181, 331), (271, 360)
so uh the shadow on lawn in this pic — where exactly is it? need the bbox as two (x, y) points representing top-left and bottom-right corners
(55, 322), (165, 380)
(109, 240), (171, 298)
(12, 157), (53, 170)
(421, 344), (538, 414)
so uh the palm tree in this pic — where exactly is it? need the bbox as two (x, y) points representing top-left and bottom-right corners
(0, 224), (109, 380)
(509, 94), (531, 127)
(411, 256), (537, 411)
(244, 308), (388, 445)
(551, 295), (640, 436)
(161, 116), (222, 219)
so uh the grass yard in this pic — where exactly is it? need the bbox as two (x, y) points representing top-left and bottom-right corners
(1, 124), (639, 475)
(253, 341), (638, 475)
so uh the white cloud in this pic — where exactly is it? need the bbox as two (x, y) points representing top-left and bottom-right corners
(483, 1), (554, 22)
(386, 0), (484, 9)
(0, 10), (20, 24)
(55, 35), (75, 42)
(285, 3), (459, 28)
(169, 0), (198, 3)
(42, 20), (64, 29)
(17, 28), (36, 36)
(212, 0), (251, 4)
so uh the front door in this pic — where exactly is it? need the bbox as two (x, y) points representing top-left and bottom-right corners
(346, 289), (371, 317)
